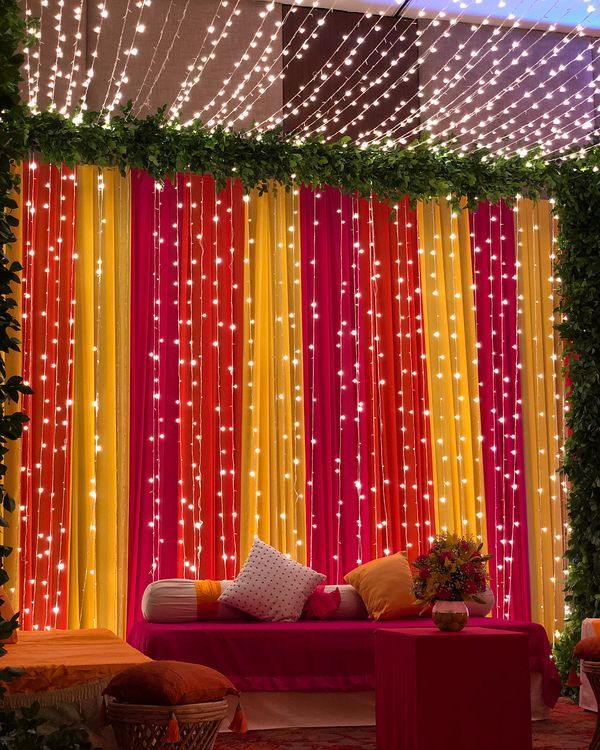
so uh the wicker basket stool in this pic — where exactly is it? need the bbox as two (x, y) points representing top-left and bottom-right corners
(582, 661), (600, 750)
(107, 698), (229, 750)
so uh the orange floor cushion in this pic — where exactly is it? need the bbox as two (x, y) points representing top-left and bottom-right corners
(0, 628), (150, 694)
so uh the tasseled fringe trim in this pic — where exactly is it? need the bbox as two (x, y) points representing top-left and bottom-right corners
(3, 677), (110, 709)
(228, 699), (247, 733)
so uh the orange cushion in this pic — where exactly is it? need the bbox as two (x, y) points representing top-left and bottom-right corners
(104, 660), (239, 706)
(0, 587), (17, 644)
(344, 552), (421, 621)
(574, 637), (600, 662)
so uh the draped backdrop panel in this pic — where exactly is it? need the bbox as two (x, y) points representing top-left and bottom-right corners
(9, 160), (565, 635)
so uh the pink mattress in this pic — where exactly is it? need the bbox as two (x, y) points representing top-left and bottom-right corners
(128, 618), (561, 707)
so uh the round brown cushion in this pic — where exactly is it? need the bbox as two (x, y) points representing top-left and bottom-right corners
(104, 660), (238, 706)
(574, 637), (600, 662)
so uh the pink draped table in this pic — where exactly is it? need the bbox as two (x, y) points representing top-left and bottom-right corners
(376, 627), (532, 750)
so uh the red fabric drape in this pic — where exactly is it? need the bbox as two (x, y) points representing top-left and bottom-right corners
(300, 187), (372, 581)
(20, 162), (76, 630)
(359, 196), (435, 559)
(177, 176), (245, 580)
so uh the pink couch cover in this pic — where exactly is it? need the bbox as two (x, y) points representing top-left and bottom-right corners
(129, 618), (561, 708)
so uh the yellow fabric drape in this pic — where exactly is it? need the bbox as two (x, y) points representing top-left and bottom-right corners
(417, 199), (486, 543)
(3, 168), (23, 605)
(516, 198), (566, 636)
(69, 166), (130, 634)
(240, 185), (307, 563)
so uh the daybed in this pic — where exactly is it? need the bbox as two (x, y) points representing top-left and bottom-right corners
(129, 617), (561, 729)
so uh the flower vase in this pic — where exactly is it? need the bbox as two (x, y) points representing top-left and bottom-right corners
(432, 600), (469, 632)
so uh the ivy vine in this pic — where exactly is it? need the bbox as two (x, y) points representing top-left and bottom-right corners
(552, 164), (600, 690)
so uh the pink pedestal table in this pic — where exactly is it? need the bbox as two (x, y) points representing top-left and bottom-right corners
(375, 627), (532, 750)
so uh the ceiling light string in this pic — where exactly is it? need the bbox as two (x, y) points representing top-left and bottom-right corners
(22, 0), (37, 107)
(211, 0), (349, 129)
(230, 0), (399, 131)
(62, 0), (86, 114)
(169, 0), (243, 123)
(352, 0), (571, 145)
(99, 0), (135, 112)
(30, 0), (49, 111)
(344, 0), (569, 145)
(48, 0), (67, 110)
(291, 1), (474, 138)
(80, 0), (109, 111)
(130, 0), (176, 112)
(135, 0), (193, 115)
(448, 24), (598, 153)
(398, 8), (595, 149)
(105, 0), (151, 114)
(253, 0), (393, 130)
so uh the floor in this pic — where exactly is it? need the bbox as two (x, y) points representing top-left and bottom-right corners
(215, 699), (596, 749)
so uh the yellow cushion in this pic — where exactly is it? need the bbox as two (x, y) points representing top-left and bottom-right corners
(344, 553), (420, 621)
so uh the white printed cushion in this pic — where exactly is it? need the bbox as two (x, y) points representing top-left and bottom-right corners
(466, 587), (495, 617)
(219, 539), (325, 622)
(327, 584), (368, 620)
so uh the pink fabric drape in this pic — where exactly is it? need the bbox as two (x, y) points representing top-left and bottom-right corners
(471, 201), (531, 621)
(300, 187), (371, 581)
(127, 171), (180, 630)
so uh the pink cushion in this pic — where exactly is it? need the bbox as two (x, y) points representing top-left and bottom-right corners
(303, 586), (341, 619)
(219, 539), (325, 622)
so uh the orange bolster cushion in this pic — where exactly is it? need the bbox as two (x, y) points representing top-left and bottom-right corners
(574, 637), (600, 662)
(104, 660), (239, 706)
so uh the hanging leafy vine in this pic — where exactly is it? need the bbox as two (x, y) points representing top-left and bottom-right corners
(552, 164), (600, 690)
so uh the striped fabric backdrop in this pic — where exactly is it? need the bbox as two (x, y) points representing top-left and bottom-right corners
(8, 162), (566, 638)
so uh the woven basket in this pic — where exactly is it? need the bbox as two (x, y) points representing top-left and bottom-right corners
(107, 698), (228, 750)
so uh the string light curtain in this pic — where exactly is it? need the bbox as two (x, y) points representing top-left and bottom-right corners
(69, 166), (130, 633)
(127, 171), (181, 629)
(240, 185), (307, 564)
(12, 164), (566, 635)
(416, 199), (487, 543)
(177, 175), (245, 581)
(19, 162), (76, 631)
(470, 201), (531, 622)
(299, 187), (372, 580)
(516, 198), (567, 637)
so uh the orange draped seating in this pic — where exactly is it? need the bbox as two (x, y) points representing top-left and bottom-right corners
(1, 628), (150, 697)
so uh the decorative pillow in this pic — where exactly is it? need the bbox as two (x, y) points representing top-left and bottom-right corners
(574, 637), (600, 662)
(303, 586), (341, 619)
(330, 584), (369, 620)
(104, 660), (239, 706)
(142, 579), (250, 622)
(344, 552), (421, 621)
(302, 585), (368, 620)
(0, 587), (18, 644)
(466, 587), (495, 617)
(219, 539), (325, 622)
